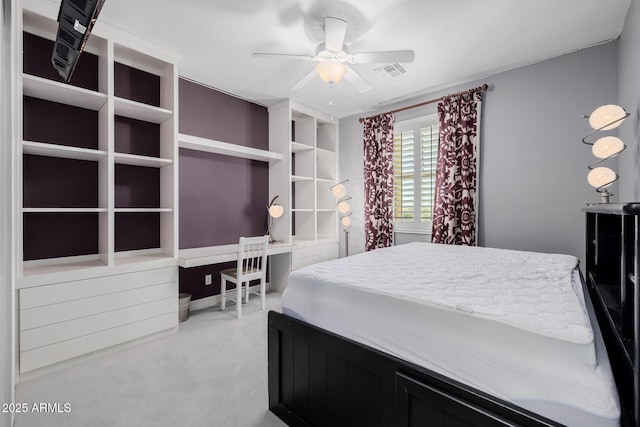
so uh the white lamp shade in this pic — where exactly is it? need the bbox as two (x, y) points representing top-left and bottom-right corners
(337, 200), (350, 213)
(592, 136), (625, 159)
(341, 216), (352, 227)
(589, 105), (627, 130)
(316, 60), (348, 85)
(587, 167), (616, 188)
(268, 204), (284, 218)
(331, 183), (347, 199)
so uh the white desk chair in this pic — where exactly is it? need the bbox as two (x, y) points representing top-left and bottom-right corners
(220, 235), (269, 319)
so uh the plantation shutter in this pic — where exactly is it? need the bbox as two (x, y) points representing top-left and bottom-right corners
(393, 114), (439, 230)
(420, 124), (438, 222)
(393, 130), (415, 221)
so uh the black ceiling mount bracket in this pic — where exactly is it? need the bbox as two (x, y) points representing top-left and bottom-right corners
(51, 0), (105, 82)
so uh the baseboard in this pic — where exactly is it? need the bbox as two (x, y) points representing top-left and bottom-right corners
(189, 295), (219, 311)
(189, 282), (272, 312)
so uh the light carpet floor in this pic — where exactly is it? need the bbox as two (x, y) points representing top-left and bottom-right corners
(15, 292), (288, 427)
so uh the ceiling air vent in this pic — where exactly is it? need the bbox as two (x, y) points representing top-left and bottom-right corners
(375, 63), (409, 79)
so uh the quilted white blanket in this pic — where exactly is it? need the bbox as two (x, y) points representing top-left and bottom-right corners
(289, 242), (592, 344)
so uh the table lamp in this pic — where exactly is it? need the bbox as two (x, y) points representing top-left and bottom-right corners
(267, 196), (284, 243)
(582, 104), (629, 203)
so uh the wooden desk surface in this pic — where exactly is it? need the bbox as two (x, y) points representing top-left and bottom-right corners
(178, 242), (295, 268)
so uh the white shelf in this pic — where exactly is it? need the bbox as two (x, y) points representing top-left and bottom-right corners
(316, 178), (336, 184)
(114, 152), (172, 168)
(316, 147), (336, 155)
(316, 209), (336, 212)
(23, 74), (107, 111)
(292, 209), (314, 212)
(114, 208), (173, 213)
(291, 141), (314, 153)
(22, 257), (106, 278)
(23, 208), (107, 213)
(114, 97), (173, 124)
(291, 175), (313, 182)
(22, 141), (107, 162)
(178, 133), (282, 163)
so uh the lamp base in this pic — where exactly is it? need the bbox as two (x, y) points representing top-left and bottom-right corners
(599, 190), (613, 204)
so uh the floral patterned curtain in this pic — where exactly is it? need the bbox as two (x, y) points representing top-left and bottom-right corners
(363, 113), (395, 251)
(432, 91), (482, 246)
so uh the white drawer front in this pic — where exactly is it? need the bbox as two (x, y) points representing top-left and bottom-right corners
(20, 267), (177, 309)
(291, 243), (338, 271)
(20, 282), (177, 330)
(20, 312), (176, 373)
(18, 267), (178, 373)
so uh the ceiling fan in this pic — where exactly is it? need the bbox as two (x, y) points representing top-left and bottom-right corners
(253, 17), (415, 93)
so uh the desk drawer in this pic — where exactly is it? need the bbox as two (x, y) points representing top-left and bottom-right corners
(292, 242), (338, 271)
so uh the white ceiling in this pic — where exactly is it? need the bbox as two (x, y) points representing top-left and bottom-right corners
(95, 0), (631, 118)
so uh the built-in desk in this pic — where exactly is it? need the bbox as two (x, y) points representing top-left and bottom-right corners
(178, 242), (296, 293)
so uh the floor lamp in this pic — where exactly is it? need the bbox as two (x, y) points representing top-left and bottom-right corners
(330, 180), (352, 257)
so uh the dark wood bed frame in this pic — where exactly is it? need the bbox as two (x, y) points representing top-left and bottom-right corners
(268, 204), (639, 426)
(268, 311), (563, 427)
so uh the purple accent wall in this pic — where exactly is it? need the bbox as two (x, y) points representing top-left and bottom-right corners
(179, 78), (268, 149)
(178, 77), (269, 300)
(23, 32), (98, 91)
(24, 97), (98, 149)
(114, 62), (160, 106)
(23, 155), (98, 208)
(23, 213), (98, 260)
(114, 164), (160, 208)
(114, 116), (160, 156)
(115, 213), (160, 252)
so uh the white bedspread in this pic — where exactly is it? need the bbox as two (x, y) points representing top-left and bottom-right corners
(282, 243), (620, 427)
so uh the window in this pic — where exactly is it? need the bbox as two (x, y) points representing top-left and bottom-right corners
(393, 114), (439, 233)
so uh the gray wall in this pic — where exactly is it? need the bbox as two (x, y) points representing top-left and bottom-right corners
(339, 41), (619, 265)
(618, 0), (640, 201)
(1, 0), (14, 425)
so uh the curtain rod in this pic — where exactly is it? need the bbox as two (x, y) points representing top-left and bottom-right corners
(358, 83), (489, 124)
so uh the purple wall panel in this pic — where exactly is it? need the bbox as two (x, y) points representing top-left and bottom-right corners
(23, 96), (98, 149)
(114, 63), (160, 107)
(179, 148), (268, 248)
(114, 164), (160, 208)
(23, 213), (98, 260)
(115, 213), (160, 252)
(114, 116), (160, 157)
(23, 32), (98, 91)
(23, 155), (98, 208)
(178, 78), (268, 149)
(179, 263), (234, 300)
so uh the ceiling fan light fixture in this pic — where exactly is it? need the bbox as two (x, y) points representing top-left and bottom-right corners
(316, 60), (348, 86)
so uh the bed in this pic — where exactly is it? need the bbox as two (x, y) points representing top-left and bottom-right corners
(268, 242), (626, 426)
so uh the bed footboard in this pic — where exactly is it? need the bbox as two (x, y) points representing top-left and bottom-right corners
(268, 311), (561, 427)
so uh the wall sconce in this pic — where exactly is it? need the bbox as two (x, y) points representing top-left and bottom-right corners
(266, 195), (284, 243)
(330, 180), (351, 256)
(582, 104), (629, 203)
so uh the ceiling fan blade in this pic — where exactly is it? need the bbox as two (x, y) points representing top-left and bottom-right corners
(343, 68), (372, 93)
(291, 69), (317, 91)
(252, 52), (315, 61)
(352, 50), (415, 64)
(325, 17), (347, 52)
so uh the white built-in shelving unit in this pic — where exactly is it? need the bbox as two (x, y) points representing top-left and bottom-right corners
(268, 100), (339, 271)
(15, 0), (179, 373)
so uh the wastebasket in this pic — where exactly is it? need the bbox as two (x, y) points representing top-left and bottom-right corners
(179, 293), (191, 322)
